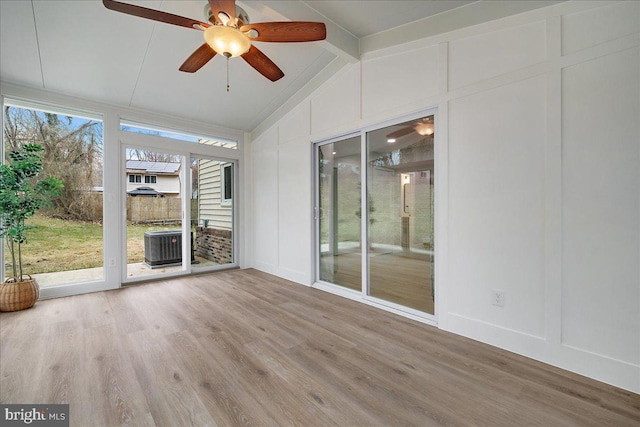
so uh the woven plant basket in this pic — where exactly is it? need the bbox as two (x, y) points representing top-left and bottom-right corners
(0, 276), (39, 312)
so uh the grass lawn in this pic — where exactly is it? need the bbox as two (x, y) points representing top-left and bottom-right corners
(3, 214), (179, 275)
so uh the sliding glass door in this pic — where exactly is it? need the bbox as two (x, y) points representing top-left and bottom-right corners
(366, 116), (435, 314)
(190, 156), (235, 271)
(317, 136), (361, 290)
(121, 123), (240, 283)
(315, 114), (436, 316)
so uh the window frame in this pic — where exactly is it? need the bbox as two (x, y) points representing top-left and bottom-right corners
(221, 163), (233, 206)
(2, 98), (106, 294)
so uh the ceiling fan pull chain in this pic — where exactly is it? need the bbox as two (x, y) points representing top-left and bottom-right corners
(226, 53), (230, 92)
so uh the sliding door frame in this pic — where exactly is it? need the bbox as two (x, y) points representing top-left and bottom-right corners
(312, 108), (438, 325)
(120, 131), (240, 285)
(312, 132), (362, 299)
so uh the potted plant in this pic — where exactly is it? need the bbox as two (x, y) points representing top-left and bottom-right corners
(0, 143), (63, 311)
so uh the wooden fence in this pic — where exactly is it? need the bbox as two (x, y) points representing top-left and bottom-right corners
(127, 197), (187, 223)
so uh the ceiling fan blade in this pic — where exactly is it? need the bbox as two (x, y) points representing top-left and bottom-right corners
(103, 0), (210, 30)
(241, 45), (284, 82)
(208, 0), (236, 25)
(386, 126), (416, 140)
(240, 22), (326, 42)
(179, 44), (217, 73)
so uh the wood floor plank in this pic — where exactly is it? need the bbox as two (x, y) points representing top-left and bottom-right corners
(124, 330), (216, 426)
(0, 329), (49, 402)
(34, 321), (85, 407)
(244, 337), (382, 426)
(105, 287), (146, 335)
(83, 324), (155, 426)
(286, 339), (438, 426)
(165, 330), (267, 426)
(1, 268), (638, 426)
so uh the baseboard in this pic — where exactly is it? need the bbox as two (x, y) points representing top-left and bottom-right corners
(39, 281), (117, 300)
(447, 313), (640, 394)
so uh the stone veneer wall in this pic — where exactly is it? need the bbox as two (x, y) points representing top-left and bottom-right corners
(195, 226), (233, 264)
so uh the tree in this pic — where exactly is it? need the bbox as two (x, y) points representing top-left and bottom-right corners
(3, 106), (103, 221)
(0, 144), (63, 281)
(127, 148), (179, 163)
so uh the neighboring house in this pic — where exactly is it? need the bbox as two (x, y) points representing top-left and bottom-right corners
(192, 158), (234, 264)
(196, 159), (233, 231)
(126, 160), (181, 197)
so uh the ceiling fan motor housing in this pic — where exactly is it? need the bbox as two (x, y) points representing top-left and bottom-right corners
(205, 3), (249, 26)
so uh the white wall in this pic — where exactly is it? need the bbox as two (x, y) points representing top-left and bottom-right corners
(250, 102), (314, 284)
(249, 1), (640, 393)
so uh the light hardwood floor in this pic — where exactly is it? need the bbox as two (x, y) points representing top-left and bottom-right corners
(1, 269), (638, 426)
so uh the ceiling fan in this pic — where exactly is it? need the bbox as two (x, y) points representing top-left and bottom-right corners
(386, 117), (434, 142)
(102, 0), (327, 90)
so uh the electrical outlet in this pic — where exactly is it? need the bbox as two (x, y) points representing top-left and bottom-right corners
(108, 258), (116, 267)
(491, 289), (505, 307)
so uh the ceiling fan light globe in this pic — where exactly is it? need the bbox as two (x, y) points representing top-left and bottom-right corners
(204, 25), (250, 57)
(415, 123), (434, 136)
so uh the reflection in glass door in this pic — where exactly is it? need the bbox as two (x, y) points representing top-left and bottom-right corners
(317, 136), (361, 290)
(366, 116), (435, 314)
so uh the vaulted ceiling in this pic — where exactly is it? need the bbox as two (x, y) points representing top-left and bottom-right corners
(0, 1), (562, 132)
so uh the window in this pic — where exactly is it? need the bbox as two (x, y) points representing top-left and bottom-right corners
(221, 163), (233, 206)
(3, 100), (104, 288)
(129, 174), (141, 183)
(144, 175), (157, 184)
(120, 121), (238, 149)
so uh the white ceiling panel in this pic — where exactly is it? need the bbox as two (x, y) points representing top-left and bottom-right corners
(0, 0), (564, 132)
(302, 0), (475, 38)
(33, 0), (155, 105)
(0, 1), (43, 88)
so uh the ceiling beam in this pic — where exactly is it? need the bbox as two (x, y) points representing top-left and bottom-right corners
(239, 1), (360, 62)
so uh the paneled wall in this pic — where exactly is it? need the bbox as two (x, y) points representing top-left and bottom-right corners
(249, 1), (640, 393)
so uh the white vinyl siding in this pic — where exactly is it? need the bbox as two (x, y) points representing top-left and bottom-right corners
(198, 159), (232, 230)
